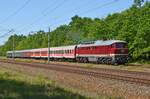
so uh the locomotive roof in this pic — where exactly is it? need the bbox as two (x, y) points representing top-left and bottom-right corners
(77, 40), (126, 47)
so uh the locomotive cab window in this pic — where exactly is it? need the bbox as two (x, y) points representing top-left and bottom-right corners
(112, 43), (127, 48)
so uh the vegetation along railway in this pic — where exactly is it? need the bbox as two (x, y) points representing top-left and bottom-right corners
(0, 59), (150, 86)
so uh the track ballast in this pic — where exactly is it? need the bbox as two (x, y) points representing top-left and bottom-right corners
(0, 59), (150, 86)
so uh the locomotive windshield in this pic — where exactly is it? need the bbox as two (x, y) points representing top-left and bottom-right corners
(112, 43), (126, 48)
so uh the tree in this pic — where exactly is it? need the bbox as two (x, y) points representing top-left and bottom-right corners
(134, 0), (144, 7)
(0, 1), (150, 61)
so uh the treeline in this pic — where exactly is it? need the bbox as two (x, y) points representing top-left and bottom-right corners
(0, 1), (150, 61)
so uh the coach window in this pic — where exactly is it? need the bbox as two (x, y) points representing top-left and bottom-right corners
(90, 47), (93, 50)
(67, 50), (68, 54)
(93, 46), (96, 49)
(67, 50), (69, 54)
(35, 52), (39, 54)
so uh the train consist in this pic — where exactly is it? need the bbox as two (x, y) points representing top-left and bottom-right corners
(7, 40), (129, 64)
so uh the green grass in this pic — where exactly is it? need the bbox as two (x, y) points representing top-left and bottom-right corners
(137, 60), (150, 64)
(0, 68), (90, 99)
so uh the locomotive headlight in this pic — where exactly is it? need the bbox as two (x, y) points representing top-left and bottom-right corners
(121, 49), (125, 53)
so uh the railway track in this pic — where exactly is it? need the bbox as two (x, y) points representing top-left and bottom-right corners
(0, 59), (150, 86)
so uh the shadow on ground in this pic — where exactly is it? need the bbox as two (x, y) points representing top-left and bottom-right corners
(0, 78), (88, 99)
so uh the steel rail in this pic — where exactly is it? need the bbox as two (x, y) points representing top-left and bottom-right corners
(0, 59), (150, 86)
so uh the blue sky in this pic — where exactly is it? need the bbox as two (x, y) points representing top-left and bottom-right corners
(0, 0), (134, 45)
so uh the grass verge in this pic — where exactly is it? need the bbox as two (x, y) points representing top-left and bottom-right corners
(0, 68), (90, 99)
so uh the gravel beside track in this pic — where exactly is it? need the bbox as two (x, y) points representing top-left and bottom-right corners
(0, 60), (150, 99)
(0, 59), (150, 86)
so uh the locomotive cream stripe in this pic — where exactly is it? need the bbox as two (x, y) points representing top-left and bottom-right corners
(77, 54), (128, 57)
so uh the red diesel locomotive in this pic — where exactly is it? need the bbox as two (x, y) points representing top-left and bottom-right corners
(7, 40), (129, 64)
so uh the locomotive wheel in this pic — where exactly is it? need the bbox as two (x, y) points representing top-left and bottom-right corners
(111, 62), (118, 65)
(83, 58), (88, 63)
(76, 57), (80, 63)
(97, 58), (102, 64)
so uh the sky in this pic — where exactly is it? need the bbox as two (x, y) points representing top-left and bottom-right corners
(0, 0), (134, 45)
